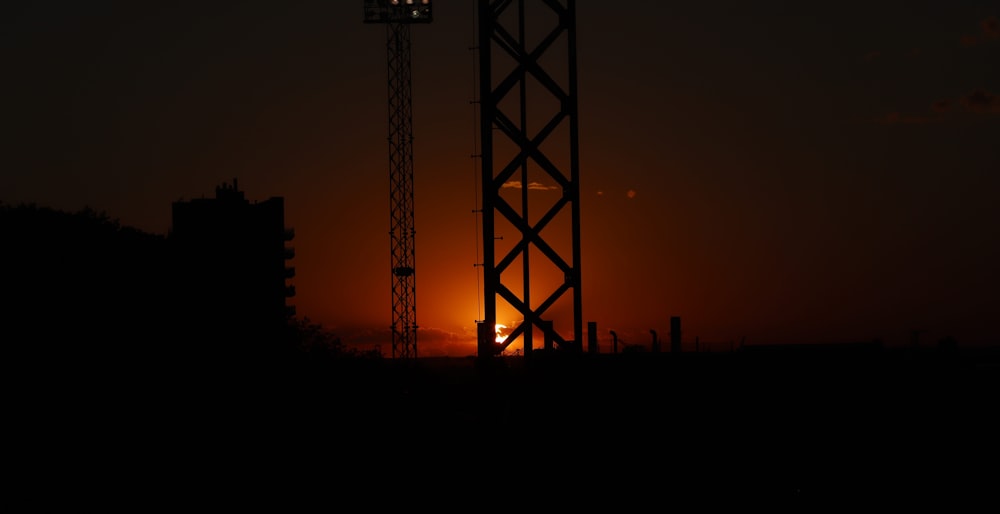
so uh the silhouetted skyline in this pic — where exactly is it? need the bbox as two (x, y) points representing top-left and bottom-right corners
(2, 1), (998, 356)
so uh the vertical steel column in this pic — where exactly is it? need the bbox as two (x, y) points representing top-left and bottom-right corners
(478, 0), (582, 357)
(477, 0), (497, 358)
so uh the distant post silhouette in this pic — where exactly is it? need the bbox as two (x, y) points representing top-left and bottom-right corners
(588, 321), (598, 354)
(477, 321), (493, 359)
(671, 316), (682, 353)
(610, 330), (618, 354)
(650, 330), (660, 353)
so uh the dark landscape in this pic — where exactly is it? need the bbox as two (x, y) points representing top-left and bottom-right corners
(5, 2), (999, 507)
(5, 201), (998, 506)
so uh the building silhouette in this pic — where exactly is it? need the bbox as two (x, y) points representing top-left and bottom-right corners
(169, 179), (295, 357)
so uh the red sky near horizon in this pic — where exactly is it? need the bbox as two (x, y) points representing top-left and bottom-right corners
(2, 1), (998, 357)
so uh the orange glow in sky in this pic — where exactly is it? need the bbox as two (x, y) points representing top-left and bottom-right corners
(2, 3), (997, 357)
(495, 324), (508, 344)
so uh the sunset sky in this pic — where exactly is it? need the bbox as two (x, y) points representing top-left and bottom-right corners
(3, 1), (998, 357)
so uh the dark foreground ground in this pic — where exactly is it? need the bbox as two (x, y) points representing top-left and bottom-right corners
(14, 344), (1000, 508)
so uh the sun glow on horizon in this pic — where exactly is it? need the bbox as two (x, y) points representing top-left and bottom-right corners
(495, 324), (508, 344)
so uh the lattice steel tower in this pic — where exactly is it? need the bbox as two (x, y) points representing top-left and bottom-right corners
(364, 0), (432, 359)
(476, 0), (582, 357)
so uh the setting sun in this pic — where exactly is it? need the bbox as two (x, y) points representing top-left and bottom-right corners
(495, 324), (508, 344)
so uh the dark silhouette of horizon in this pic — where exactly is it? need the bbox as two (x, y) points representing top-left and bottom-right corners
(3, 3), (998, 505)
(4, 198), (998, 505)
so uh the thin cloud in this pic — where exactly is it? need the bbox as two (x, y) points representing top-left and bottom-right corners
(874, 90), (998, 125)
(961, 89), (999, 114)
(336, 325), (478, 358)
(501, 181), (560, 191)
(960, 15), (999, 47)
(931, 99), (952, 113)
(872, 112), (937, 125)
(862, 48), (921, 61)
(528, 182), (559, 191)
(982, 16), (999, 39)
(415, 326), (477, 357)
(961, 35), (980, 47)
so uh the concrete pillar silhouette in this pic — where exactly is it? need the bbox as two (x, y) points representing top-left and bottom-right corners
(477, 321), (493, 358)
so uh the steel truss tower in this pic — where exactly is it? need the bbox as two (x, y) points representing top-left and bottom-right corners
(477, 0), (582, 357)
(364, 1), (432, 359)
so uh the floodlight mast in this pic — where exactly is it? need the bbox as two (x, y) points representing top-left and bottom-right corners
(364, 0), (432, 359)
